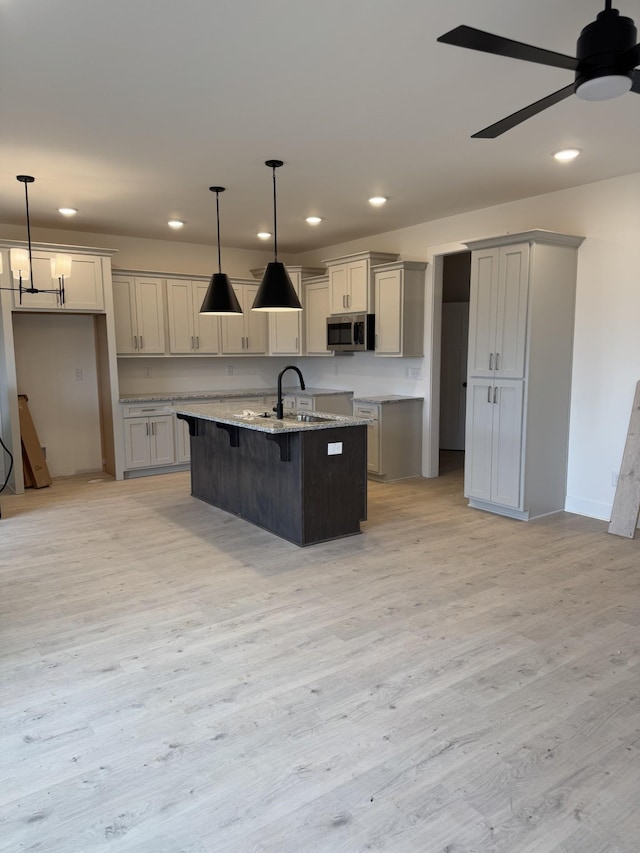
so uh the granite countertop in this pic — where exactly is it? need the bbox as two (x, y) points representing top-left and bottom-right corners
(352, 395), (424, 404)
(167, 402), (370, 433)
(120, 388), (353, 404)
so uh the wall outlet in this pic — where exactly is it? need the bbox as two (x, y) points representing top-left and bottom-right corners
(227, 364), (234, 376)
(612, 471), (619, 487)
(328, 442), (343, 456)
(144, 366), (152, 378)
(408, 367), (421, 380)
(74, 367), (83, 381)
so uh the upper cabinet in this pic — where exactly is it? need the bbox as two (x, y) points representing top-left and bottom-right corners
(323, 251), (398, 315)
(303, 275), (333, 357)
(374, 261), (427, 357)
(220, 281), (267, 355)
(467, 244), (530, 380)
(166, 278), (220, 355)
(112, 275), (165, 354)
(250, 265), (325, 357)
(11, 250), (105, 312)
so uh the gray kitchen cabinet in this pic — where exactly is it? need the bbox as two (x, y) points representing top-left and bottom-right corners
(463, 230), (584, 520)
(323, 251), (398, 315)
(283, 392), (353, 416)
(122, 403), (175, 470)
(11, 249), (105, 311)
(113, 275), (165, 354)
(166, 278), (220, 354)
(220, 282), (267, 354)
(373, 260), (427, 356)
(303, 276), (333, 356)
(250, 266), (324, 356)
(353, 397), (423, 481)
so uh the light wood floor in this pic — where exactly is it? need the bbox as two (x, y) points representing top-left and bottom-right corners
(1, 458), (639, 853)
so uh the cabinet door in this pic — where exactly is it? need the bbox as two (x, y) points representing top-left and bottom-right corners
(220, 306), (245, 353)
(149, 416), (175, 466)
(167, 280), (195, 353)
(495, 244), (529, 379)
(63, 255), (104, 310)
(295, 396), (314, 411)
(192, 281), (220, 354)
(243, 285), (267, 353)
(135, 278), (165, 353)
(124, 417), (152, 468)
(490, 380), (524, 508)
(329, 265), (349, 314)
(374, 267), (402, 354)
(467, 249), (499, 378)
(268, 272), (302, 355)
(464, 379), (495, 502)
(354, 404), (381, 473)
(113, 278), (138, 354)
(304, 280), (332, 356)
(347, 259), (368, 312)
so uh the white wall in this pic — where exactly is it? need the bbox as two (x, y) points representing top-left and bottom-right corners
(295, 172), (640, 521)
(13, 313), (103, 477)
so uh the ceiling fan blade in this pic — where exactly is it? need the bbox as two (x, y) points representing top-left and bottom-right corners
(471, 83), (576, 138)
(631, 69), (640, 93)
(437, 25), (578, 70)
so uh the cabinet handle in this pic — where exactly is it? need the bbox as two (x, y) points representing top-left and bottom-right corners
(375, 334), (378, 349)
(196, 336), (199, 349)
(487, 386), (492, 404)
(493, 386), (499, 404)
(139, 336), (144, 350)
(134, 335), (138, 350)
(146, 422), (149, 436)
(489, 353), (494, 371)
(191, 336), (194, 349)
(495, 352), (500, 371)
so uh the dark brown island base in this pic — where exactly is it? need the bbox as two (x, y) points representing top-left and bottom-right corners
(169, 403), (370, 546)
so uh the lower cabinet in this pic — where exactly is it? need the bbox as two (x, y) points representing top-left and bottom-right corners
(282, 392), (353, 416)
(464, 378), (524, 511)
(353, 397), (423, 481)
(123, 413), (175, 469)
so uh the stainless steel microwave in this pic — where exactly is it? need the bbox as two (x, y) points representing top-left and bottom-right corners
(326, 313), (375, 352)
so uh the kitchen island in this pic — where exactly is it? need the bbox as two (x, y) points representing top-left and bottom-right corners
(169, 402), (370, 546)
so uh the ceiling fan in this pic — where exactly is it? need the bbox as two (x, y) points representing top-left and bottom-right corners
(437, 1), (640, 137)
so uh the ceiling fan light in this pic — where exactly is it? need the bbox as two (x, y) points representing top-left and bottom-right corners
(576, 74), (632, 101)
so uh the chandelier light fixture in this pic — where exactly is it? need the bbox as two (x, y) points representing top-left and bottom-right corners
(200, 186), (242, 315)
(0, 176), (72, 305)
(251, 159), (302, 312)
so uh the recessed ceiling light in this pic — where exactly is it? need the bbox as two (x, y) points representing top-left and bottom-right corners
(58, 207), (77, 217)
(368, 196), (387, 207)
(168, 220), (184, 229)
(305, 216), (323, 225)
(553, 148), (581, 162)
(257, 231), (271, 240)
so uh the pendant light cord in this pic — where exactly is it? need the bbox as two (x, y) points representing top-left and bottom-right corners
(215, 191), (222, 274)
(24, 179), (34, 283)
(272, 164), (278, 262)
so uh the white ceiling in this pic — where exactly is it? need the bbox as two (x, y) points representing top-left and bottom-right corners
(1, 0), (640, 253)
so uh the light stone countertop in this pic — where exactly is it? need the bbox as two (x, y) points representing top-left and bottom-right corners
(167, 402), (370, 433)
(352, 395), (424, 404)
(120, 388), (353, 404)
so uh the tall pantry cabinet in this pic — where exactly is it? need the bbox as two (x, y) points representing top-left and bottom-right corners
(463, 230), (584, 520)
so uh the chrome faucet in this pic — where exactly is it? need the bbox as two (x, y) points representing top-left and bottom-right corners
(275, 365), (305, 419)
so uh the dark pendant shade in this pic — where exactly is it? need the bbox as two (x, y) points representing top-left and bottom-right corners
(200, 272), (242, 314)
(252, 261), (302, 312)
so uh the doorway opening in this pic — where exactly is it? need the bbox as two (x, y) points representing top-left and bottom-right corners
(438, 251), (470, 477)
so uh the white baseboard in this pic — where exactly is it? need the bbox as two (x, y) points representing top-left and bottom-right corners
(564, 495), (612, 521)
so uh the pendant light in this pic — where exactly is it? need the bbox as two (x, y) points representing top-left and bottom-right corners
(0, 176), (72, 305)
(200, 186), (242, 315)
(252, 159), (302, 312)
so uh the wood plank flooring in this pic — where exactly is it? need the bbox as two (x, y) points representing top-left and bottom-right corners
(1, 457), (639, 852)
